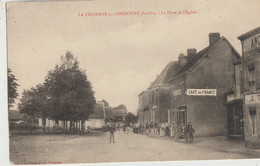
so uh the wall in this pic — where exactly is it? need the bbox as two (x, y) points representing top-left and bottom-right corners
(185, 40), (238, 137)
(242, 33), (260, 148)
(85, 118), (105, 129)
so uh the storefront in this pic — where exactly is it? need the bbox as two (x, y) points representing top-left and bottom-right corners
(226, 99), (244, 140)
(244, 94), (260, 148)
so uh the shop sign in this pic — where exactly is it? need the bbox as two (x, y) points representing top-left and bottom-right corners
(187, 89), (217, 96)
(173, 89), (181, 96)
(245, 94), (260, 104)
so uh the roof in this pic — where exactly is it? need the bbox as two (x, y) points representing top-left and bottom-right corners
(176, 46), (210, 75)
(238, 27), (260, 41)
(104, 107), (113, 119)
(9, 110), (25, 120)
(143, 34), (241, 92)
(105, 107), (126, 119)
(138, 90), (146, 96)
(89, 103), (105, 118)
(171, 37), (241, 80)
(113, 108), (126, 117)
(148, 61), (182, 89)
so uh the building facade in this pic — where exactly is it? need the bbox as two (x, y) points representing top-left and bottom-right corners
(226, 60), (244, 140)
(138, 32), (241, 137)
(238, 27), (260, 148)
(168, 33), (241, 137)
(138, 61), (182, 125)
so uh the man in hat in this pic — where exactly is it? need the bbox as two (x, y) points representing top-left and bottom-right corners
(109, 124), (116, 143)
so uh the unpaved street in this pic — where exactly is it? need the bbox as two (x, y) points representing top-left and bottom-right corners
(9, 131), (260, 164)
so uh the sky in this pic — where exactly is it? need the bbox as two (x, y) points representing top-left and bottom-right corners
(6, 0), (260, 114)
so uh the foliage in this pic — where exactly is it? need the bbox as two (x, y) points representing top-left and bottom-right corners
(18, 84), (49, 118)
(44, 51), (96, 120)
(8, 68), (19, 108)
(125, 112), (138, 126)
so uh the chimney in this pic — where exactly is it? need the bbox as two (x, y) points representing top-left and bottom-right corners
(209, 33), (221, 46)
(187, 48), (197, 60)
(178, 53), (187, 65)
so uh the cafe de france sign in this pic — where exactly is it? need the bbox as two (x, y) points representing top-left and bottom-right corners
(187, 89), (217, 96)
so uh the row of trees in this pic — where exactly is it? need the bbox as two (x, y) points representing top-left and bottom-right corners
(18, 51), (96, 133)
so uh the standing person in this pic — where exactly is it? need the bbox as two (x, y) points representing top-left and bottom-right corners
(109, 124), (116, 143)
(183, 123), (188, 143)
(154, 121), (158, 134)
(126, 125), (130, 134)
(123, 124), (126, 134)
(149, 122), (153, 135)
(187, 122), (195, 143)
(145, 122), (149, 135)
(170, 122), (175, 138)
(157, 123), (160, 135)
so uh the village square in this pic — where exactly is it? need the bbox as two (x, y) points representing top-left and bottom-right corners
(4, 1), (260, 165)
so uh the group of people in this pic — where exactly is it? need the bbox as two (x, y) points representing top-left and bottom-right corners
(138, 121), (195, 143)
(137, 121), (160, 135)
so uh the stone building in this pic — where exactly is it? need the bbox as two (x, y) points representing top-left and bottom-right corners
(226, 59), (244, 140)
(138, 61), (182, 125)
(238, 27), (260, 148)
(138, 32), (241, 137)
(168, 33), (241, 137)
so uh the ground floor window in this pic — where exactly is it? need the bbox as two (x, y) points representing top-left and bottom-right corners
(177, 106), (187, 125)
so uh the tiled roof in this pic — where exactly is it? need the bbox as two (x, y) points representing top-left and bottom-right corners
(113, 108), (126, 117)
(149, 61), (181, 89)
(238, 26), (260, 40)
(105, 107), (113, 119)
(176, 46), (210, 75)
(8, 110), (25, 120)
(89, 103), (105, 118)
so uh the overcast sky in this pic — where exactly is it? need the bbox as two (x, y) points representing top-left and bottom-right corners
(6, 0), (260, 113)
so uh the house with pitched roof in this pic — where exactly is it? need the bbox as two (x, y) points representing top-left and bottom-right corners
(85, 101), (106, 130)
(138, 61), (182, 125)
(138, 32), (241, 137)
(168, 33), (241, 137)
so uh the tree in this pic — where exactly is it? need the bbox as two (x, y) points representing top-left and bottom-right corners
(18, 84), (49, 133)
(8, 68), (19, 108)
(125, 112), (138, 126)
(45, 51), (96, 132)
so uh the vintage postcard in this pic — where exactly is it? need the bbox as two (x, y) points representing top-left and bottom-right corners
(5, 0), (260, 165)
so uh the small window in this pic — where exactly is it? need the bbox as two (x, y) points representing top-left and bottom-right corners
(248, 64), (255, 73)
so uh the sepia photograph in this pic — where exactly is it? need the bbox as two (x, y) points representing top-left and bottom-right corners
(3, 0), (260, 165)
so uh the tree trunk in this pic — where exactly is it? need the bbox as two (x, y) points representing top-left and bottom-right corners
(43, 118), (46, 134)
(30, 116), (33, 134)
(70, 120), (72, 133)
(63, 120), (65, 133)
(65, 120), (68, 133)
(76, 120), (78, 133)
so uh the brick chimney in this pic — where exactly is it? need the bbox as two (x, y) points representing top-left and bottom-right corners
(209, 33), (221, 46)
(187, 48), (197, 60)
(178, 53), (187, 65)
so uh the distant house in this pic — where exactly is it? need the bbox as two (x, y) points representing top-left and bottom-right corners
(8, 110), (26, 123)
(105, 105), (127, 122)
(85, 101), (106, 130)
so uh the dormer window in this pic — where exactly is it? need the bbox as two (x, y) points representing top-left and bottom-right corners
(248, 64), (255, 73)
(248, 64), (256, 91)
